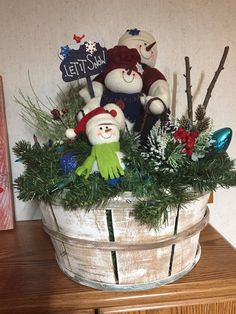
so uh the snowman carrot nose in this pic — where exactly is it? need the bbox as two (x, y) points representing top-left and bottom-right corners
(105, 128), (112, 132)
(146, 41), (156, 51)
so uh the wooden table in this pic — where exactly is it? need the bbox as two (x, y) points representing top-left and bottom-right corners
(0, 221), (235, 314)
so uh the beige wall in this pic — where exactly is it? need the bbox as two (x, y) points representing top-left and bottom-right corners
(0, 0), (236, 246)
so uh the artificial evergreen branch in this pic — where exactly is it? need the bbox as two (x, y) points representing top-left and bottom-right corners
(15, 84), (85, 140)
(13, 77), (236, 229)
(202, 46), (229, 109)
(184, 56), (193, 124)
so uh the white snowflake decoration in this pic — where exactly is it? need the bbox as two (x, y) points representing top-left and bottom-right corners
(85, 41), (97, 54)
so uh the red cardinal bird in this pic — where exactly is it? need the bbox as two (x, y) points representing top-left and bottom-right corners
(73, 34), (85, 43)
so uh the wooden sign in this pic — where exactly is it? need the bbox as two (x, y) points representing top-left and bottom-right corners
(0, 76), (14, 230)
(59, 41), (107, 82)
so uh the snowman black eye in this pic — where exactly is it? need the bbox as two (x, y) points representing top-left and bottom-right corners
(99, 127), (103, 130)
(144, 43), (147, 46)
(105, 126), (109, 129)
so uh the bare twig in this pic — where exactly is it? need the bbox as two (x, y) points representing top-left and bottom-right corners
(202, 46), (229, 109)
(184, 56), (193, 124)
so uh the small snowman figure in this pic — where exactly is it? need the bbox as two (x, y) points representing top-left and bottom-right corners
(66, 106), (125, 181)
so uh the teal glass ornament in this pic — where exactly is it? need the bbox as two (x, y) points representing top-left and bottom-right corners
(212, 128), (232, 151)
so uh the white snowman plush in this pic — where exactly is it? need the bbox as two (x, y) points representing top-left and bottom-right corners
(118, 28), (170, 115)
(66, 106), (125, 181)
(79, 29), (170, 116)
(79, 45), (145, 131)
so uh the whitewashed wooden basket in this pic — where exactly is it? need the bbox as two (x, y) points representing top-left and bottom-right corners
(40, 192), (210, 291)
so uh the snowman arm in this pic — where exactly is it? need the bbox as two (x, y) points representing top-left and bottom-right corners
(77, 96), (102, 121)
(79, 81), (104, 103)
(148, 80), (171, 107)
(145, 80), (171, 115)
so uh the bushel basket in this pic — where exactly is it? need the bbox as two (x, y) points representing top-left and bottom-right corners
(40, 192), (209, 291)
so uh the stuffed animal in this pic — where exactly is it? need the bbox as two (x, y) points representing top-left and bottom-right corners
(66, 106), (125, 181)
(79, 30), (170, 143)
(118, 28), (170, 116)
(79, 45), (145, 131)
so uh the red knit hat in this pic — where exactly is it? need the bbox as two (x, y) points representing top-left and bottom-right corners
(104, 45), (143, 77)
(75, 106), (117, 133)
(65, 107), (118, 139)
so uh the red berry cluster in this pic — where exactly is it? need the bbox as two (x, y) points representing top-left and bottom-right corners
(173, 128), (198, 157)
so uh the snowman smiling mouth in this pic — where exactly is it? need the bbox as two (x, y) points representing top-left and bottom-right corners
(122, 71), (135, 83)
(101, 128), (112, 139)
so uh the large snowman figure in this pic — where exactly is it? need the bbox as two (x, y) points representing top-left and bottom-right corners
(66, 106), (125, 181)
(118, 28), (170, 115)
(117, 29), (171, 142)
(79, 30), (170, 142)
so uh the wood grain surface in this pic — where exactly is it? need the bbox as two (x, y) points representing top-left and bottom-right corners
(0, 221), (235, 313)
(0, 76), (14, 230)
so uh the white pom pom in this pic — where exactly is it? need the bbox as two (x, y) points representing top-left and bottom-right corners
(65, 128), (77, 139)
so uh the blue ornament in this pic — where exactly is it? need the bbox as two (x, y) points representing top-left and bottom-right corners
(212, 127), (232, 151)
(59, 152), (78, 175)
(127, 28), (140, 36)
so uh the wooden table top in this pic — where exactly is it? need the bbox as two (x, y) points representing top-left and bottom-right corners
(0, 221), (235, 313)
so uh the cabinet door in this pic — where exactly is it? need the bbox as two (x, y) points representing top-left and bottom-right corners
(99, 300), (236, 314)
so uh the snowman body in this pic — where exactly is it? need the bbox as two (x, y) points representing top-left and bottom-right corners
(73, 106), (126, 181)
(118, 29), (170, 115)
(79, 45), (145, 131)
(88, 122), (125, 174)
(100, 67), (144, 130)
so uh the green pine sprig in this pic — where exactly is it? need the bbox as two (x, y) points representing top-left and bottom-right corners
(13, 84), (236, 229)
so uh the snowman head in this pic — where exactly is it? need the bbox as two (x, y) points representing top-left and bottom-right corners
(69, 106), (123, 145)
(87, 121), (120, 145)
(104, 45), (143, 94)
(118, 29), (157, 68)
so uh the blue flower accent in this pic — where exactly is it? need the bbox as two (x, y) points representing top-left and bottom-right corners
(127, 28), (140, 36)
(60, 45), (72, 59)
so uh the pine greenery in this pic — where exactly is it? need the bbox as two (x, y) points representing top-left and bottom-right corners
(15, 83), (85, 140)
(13, 85), (236, 229)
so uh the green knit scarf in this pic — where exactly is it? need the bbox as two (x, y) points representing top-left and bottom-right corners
(75, 141), (124, 180)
